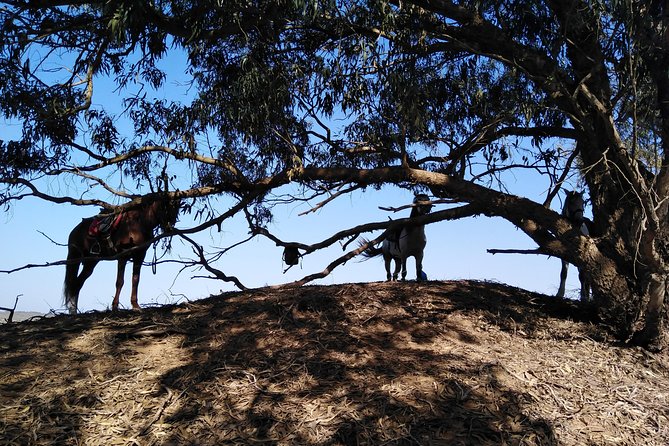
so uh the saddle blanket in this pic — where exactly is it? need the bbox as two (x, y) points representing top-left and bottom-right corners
(88, 212), (123, 238)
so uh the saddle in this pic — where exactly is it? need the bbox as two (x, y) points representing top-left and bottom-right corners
(88, 212), (123, 254)
(283, 246), (300, 266)
(386, 227), (402, 251)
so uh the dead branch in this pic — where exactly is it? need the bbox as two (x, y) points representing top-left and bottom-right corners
(0, 294), (21, 323)
(340, 234), (359, 251)
(265, 204), (484, 287)
(378, 198), (461, 213)
(487, 248), (546, 255)
(0, 195), (258, 280)
(255, 204), (483, 259)
(280, 232), (388, 287)
(68, 169), (135, 199)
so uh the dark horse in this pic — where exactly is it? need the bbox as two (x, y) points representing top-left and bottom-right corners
(361, 194), (433, 281)
(556, 190), (591, 301)
(63, 195), (180, 314)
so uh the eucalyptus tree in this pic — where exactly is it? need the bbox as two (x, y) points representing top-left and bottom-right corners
(1, 0), (668, 349)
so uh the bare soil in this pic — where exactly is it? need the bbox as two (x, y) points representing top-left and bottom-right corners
(0, 280), (667, 445)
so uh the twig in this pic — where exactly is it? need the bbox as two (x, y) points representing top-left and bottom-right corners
(0, 227), (180, 274)
(298, 184), (361, 216)
(37, 230), (68, 247)
(0, 259), (69, 273)
(178, 233), (248, 290)
(137, 387), (188, 437)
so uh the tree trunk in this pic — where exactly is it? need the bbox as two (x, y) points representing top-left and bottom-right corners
(576, 193), (668, 350)
(631, 274), (667, 351)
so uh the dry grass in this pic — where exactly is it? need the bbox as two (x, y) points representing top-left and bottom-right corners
(0, 280), (667, 445)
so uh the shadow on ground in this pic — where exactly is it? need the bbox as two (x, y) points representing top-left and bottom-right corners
(0, 280), (662, 445)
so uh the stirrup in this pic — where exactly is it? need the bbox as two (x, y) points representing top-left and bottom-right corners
(90, 242), (101, 255)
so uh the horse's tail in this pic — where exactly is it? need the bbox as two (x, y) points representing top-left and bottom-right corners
(357, 238), (383, 259)
(63, 247), (80, 314)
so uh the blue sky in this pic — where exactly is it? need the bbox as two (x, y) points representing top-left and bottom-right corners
(0, 46), (583, 314)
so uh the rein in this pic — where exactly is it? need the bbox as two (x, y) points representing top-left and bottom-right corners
(152, 244), (158, 274)
(148, 196), (178, 275)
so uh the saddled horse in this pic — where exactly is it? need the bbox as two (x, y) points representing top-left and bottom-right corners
(63, 194), (180, 314)
(556, 190), (591, 301)
(361, 194), (433, 281)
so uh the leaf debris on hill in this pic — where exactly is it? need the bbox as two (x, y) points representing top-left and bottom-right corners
(0, 280), (667, 445)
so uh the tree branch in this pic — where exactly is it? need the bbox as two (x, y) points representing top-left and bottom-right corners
(177, 234), (248, 290)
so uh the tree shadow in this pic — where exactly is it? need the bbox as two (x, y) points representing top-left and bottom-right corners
(0, 280), (632, 445)
(146, 283), (561, 445)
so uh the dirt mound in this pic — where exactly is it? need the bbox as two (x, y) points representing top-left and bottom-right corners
(1, 280), (667, 445)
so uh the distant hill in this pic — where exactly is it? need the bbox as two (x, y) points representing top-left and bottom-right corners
(0, 280), (667, 445)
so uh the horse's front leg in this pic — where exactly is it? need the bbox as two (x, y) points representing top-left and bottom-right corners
(400, 257), (408, 281)
(129, 252), (146, 310)
(383, 255), (393, 281)
(415, 253), (424, 281)
(556, 260), (568, 298)
(112, 259), (127, 311)
(578, 267), (591, 302)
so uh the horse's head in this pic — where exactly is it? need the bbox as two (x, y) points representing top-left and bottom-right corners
(412, 193), (433, 217)
(158, 196), (181, 233)
(563, 190), (585, 224)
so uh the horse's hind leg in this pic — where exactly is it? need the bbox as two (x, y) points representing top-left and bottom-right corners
(112, 259), (127, 311)
(63, 255), (82, 314)
(129, 253), (146, 310)
(383, 254), (393, 281)
(66, 259), (97, 314)
(556, 260), (568, 298)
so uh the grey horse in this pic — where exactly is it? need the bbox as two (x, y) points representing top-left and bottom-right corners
(361, 194), (432, 281)
(556, 190), (591, 301)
